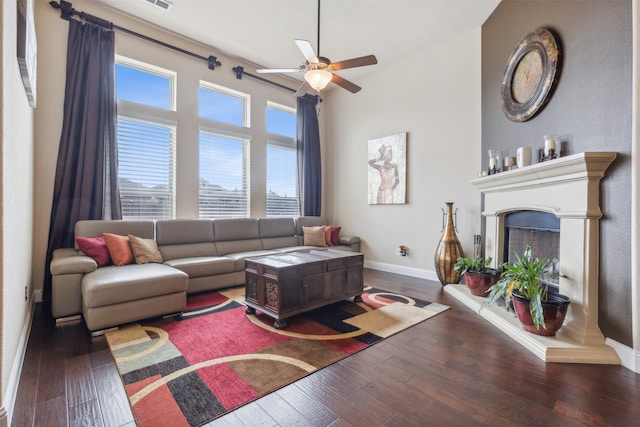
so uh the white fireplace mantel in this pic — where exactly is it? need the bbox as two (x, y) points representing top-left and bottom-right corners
(445, 152), (621, 364)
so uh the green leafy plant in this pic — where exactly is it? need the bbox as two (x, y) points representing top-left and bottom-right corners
(484, 245), (550, 329)
(454, 255), (501, 276)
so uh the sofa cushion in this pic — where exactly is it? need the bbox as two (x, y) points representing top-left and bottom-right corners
(82, 264), (188, 308)
(156, 219), (215, 245)
(259, 218), (299, 249)
(214, 218), (263, 256)
(75, 236), (111, 267)
(258, 218), (296, 238)
(331, 226), (342, 245)
(324, 226), (334, 246)
(262, 236), (300, 250)
(156, 219), (217, 261)
(303, 226), (328, 246)
(162, 256), (235, 278)
(159, 242), (218, 262)
(214, 218), (260, 240)
(129, 235), (163, 264)
(102, 233), (134, 266)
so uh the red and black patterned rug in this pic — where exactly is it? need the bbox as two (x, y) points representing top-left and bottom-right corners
(105, 286), (449, 426)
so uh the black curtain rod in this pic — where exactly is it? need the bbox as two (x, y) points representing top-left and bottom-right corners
(49, 0), (222, 70)
(232, 66), (297, 94)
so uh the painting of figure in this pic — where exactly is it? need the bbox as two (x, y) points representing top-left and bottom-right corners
(368, 133), (406, 204)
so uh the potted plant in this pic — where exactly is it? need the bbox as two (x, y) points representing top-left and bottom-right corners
(484, 245), (570, 336)
(454, 256), (502, 297)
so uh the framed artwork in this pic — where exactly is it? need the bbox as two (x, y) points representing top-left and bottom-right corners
(367, 132), (407, 205)
(17, 0), (37, 107)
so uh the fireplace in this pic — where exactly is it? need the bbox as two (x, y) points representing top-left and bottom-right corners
(445, 152), (620, 364)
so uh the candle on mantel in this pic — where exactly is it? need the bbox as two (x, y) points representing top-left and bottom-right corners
(489, 157), (497, 169)
(544, 137), (556, 156)
(504, 156), (516, 168)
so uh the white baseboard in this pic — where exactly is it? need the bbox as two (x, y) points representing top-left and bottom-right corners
(2, 298), (35, 427)
(605, 338), (640, 373)
(364, 260), (440, 282)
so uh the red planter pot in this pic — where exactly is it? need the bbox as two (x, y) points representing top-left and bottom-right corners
(463, 271), (501, 297)
(512, 292), (571, 336)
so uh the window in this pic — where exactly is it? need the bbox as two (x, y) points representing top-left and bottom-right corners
(267, 144), (299, 217)
(115, 57), (177, 219)
(115, 60), (174, 110)
(118, 118), (176, 219)
(199, 82), (249, 126)
(199, 131), (250, 218)
(266, 103), (299, 217)
(267, 103), (296, 138)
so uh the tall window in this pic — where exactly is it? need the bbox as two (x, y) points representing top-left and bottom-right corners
(199, 132), (250, 218)
(198, 83), (251, 218)
(266, 102), (299, 217)
(115, 57), (176, 219)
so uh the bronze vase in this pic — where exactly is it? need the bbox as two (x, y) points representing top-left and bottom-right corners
(434, 202), (464, 285)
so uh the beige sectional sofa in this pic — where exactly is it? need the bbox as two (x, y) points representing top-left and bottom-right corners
(49, 216), (360, 332)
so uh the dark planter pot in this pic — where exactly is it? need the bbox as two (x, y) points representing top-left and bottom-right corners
(464, 271), (501, 297)
(512, 292), (571, 336)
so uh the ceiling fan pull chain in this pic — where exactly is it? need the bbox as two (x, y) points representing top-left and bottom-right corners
(317, 0), (321, 55)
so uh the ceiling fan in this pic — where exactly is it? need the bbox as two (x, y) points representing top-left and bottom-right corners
(256, 0), (378, 97)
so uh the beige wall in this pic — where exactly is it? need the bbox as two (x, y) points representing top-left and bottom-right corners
(1, 0), (35, 424)
(324, 28), (484, 280)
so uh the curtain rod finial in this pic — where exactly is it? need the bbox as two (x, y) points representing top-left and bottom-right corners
(233, 66), (244, 79)
(208, 56), (222, 70)
(61, 0), (74, 20)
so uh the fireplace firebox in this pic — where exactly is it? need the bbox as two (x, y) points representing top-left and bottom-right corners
(504, 211), (560, 291)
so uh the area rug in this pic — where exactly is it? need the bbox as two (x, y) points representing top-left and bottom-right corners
(105, 286), (449, 426)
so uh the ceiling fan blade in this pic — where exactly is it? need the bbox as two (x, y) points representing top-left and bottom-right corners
(331, 55), (378, 71)
(295, 39), (319, 64)
(295, 81), (311, 97)
(256, 68), (304, 74)
(331, 74), (361, 93)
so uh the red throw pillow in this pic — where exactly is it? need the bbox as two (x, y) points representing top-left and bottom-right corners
(75, 236), (112, 267)
(102, 233), (134, 266)
(330, 226), (342, 246)
(324, 225), (334, 246)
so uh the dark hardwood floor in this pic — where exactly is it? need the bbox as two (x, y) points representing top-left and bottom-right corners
(11, 269), (640, 426)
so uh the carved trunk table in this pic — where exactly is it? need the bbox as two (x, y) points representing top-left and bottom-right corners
(244, 249), (364, 329)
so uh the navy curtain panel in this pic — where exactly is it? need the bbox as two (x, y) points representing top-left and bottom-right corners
(296, 94), (321, 216)
(43, 18), (121, 306)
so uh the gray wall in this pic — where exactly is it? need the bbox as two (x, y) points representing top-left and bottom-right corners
(482, 0), (632, 345)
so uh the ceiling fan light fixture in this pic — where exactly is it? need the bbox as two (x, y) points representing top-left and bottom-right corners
(304, 69), (332, 92)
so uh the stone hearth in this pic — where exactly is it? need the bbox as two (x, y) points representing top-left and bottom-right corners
(445, 152), (620, 364)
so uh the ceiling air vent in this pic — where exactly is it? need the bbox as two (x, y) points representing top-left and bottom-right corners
(144, 0), (173, 11)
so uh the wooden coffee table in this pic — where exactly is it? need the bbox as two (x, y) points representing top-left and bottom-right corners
(244, 249), (364, 329)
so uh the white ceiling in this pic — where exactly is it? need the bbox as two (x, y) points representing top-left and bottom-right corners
(94, 0), (500, 86)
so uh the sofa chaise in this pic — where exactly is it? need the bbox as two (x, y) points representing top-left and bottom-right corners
(49, 216), (360, 332)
